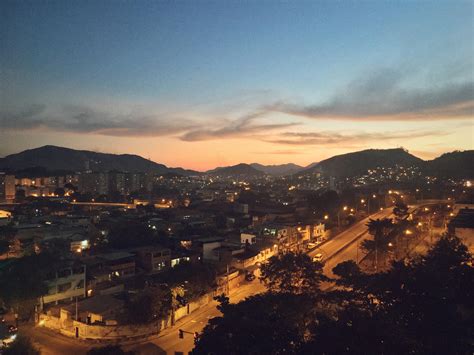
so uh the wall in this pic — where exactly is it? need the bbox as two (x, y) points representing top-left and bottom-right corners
(38, 291), (217, 341)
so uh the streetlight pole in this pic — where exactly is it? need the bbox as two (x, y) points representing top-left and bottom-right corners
(356, 239), (359, 264)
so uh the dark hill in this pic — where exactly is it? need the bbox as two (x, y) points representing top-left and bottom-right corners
(0, 145), (198, 176)
(207, 163), (265, 177)
(250, 163), (304, 176)
(426, 150), (474, 178)
(301, 148), (423, 177)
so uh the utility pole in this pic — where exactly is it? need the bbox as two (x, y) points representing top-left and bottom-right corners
(226, 264), (230, 295)
(356, 239), (359, 264)
(75, 296), (78, 321)
(374, 237), (378, 272)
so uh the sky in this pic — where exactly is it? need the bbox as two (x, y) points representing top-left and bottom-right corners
(1, 0), (473, 171)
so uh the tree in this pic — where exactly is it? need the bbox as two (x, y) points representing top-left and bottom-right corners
(15, 189), (26, 201)
(157, 262), (217, 300)
(393, 201), (408, 220)
(0, 225), (16, 255)
(3, 335), (40, 355)
(0, 252), (61, 318)
(125, 286), (171, 324)
(260, 252), (326, 295)
(193, 236), (474, 355)
(108, 221), (156, 249)
(195, 236), (474, 355)
(362, 218), (393, 270)
(328, 234), (474, 355)
(54, 187), (65, 197)
(64, 182), (76, 191)
(332, 260), (362, 286)
(193, 292), (316, 354)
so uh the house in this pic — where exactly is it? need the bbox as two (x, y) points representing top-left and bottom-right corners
(132, 245), (171, 273)
(55, 294), (124, 325)
(84, 251), (136, 280)
(232, 240), (278, 269)
(41, 261), (86, 308)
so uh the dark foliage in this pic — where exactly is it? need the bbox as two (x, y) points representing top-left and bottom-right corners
(260, 252), (326, 294)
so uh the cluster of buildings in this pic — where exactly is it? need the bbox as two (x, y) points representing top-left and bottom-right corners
(0, 180), (331, 326)
(1, 171), (155, 199)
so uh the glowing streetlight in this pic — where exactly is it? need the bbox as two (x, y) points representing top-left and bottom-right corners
(361, 199), (365, 204)
(405, 229), (412, 235)
(324, 215), (329, 220)
(343, 206), (348, 211)
(388, 242), (394, 247)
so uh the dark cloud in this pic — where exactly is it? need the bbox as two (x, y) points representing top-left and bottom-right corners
(266, 129), (447, 146)
(270, 68), (474, 120)
(0, 104), (196, 137)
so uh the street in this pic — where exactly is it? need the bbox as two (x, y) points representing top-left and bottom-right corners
(308, 208), (393, 277)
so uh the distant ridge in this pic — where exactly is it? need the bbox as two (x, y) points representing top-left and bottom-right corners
(300, 148), (423, 177)
(250, 163), (304, 176)
(1, 146), (472, 178)
(426, 150), (474, 178)
(206, 163), (264, 177)
(298, 148), (474, 178)
(0, 145), (199, 176)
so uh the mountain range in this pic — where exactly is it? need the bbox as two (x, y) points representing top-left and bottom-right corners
(0, 145), (473, 179)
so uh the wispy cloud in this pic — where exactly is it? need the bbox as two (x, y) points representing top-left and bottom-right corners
(266, 129), (447, 146)
(1, 104), (300, 141)
(179, 112), (300, 141)
(269, 68), (474, 120)
(253, 150), (303, 155)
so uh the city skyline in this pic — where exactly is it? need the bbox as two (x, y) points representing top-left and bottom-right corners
(2, 1), (473, 170)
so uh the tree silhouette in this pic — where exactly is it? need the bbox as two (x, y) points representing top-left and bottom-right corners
(260, 252), (326, 295)
(362, 218), (393, 270)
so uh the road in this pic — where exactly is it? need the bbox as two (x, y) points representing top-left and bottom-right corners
(21, 324), (91, 355)
(308, 208), (393, 277)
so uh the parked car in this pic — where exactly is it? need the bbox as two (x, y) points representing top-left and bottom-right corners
(312, 253), (323, 262)
(0, 323), (17, 349)
(307, 242), (318, 250)
(245, 272), (256, 282)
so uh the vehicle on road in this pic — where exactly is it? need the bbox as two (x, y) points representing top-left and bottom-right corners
(312, 253), (323, 262)
(245, 272), (256, 282)
(0, 323), (17, 349)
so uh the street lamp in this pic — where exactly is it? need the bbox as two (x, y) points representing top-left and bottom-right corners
(324, 214), (329, 220)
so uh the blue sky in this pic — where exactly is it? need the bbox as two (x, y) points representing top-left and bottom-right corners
(1, 0), (473, 170)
